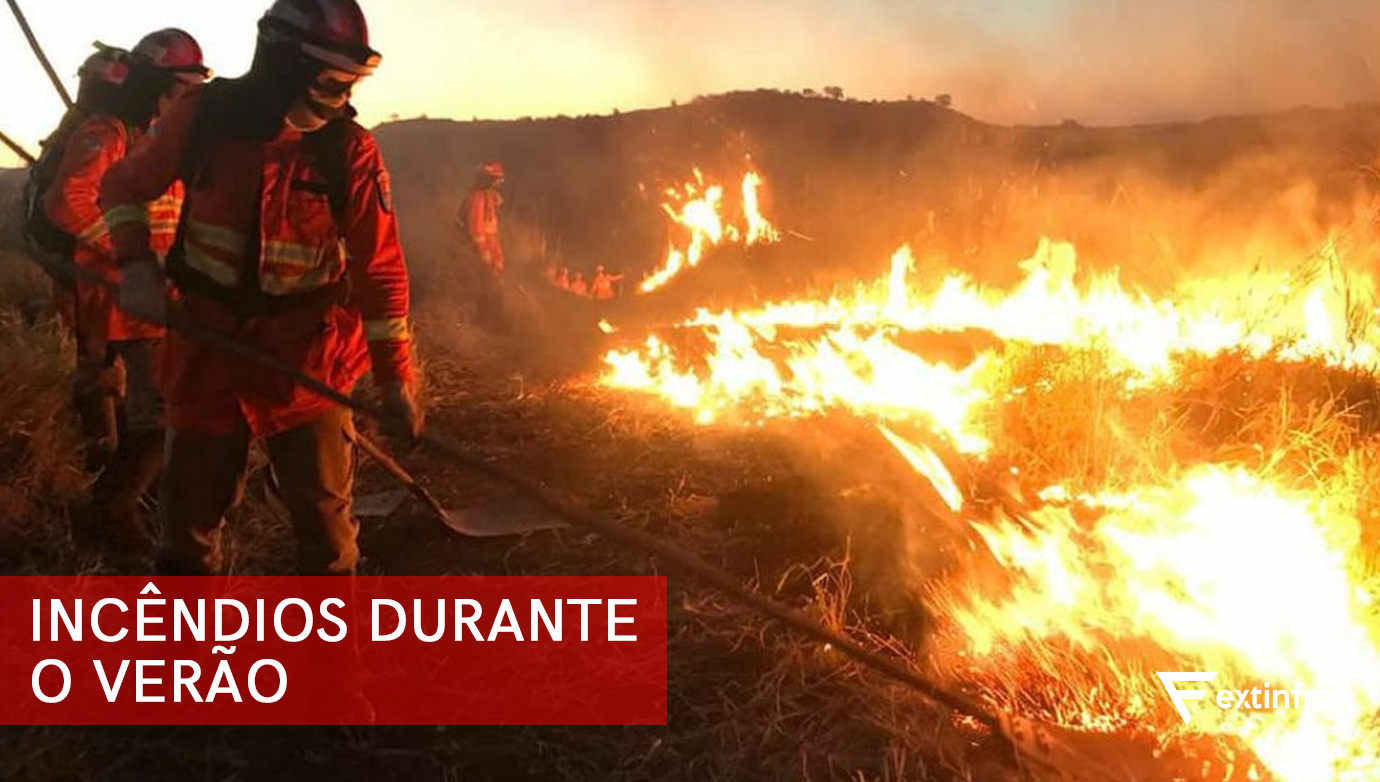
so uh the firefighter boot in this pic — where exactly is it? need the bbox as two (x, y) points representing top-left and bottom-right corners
(72, 380), (120, 473)
(83, 429), (165, 556)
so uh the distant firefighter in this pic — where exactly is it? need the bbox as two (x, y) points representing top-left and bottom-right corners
(457, 160), (508, 332)
(590, 265), (624, 300)
(568, 271), (588, 298)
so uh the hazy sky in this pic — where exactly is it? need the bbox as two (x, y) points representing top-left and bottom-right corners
(3, 0), (1380, 167)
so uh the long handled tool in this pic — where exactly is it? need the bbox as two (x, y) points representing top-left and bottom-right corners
(0, 126), (36, 165)
(346, 428), (454, 524)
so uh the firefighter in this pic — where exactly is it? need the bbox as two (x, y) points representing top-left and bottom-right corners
(457, 160), (508, 332)
(101, 0), (421, 577)
(45, 31), (210, 551)
(36, 46), (132, 467)
(590, 265), (623, 300)
(568, 271), (588, 298)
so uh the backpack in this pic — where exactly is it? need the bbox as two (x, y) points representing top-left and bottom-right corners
(20, 111), (88, 265)
(166, 79), (352, 314)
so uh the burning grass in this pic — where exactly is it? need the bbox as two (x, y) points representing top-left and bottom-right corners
(597, 235), (1380, 781)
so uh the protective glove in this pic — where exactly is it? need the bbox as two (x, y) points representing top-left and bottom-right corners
(117, 258), (168, 325)
(379, 380), (424, 440)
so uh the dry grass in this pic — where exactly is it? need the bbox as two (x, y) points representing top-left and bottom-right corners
(0, 261), (1010, 780)
(0, 253), (87, 575)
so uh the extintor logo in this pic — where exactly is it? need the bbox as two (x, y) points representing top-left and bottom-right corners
(1156, 671), (1337, 724)
(1156, 671), (1217, 724)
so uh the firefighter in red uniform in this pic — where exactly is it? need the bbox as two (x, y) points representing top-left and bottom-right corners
(40, 46), (133, 465)
(46, 31), (210, 551)
(457, 161), (508, 332)
(102, 0), (421, 577)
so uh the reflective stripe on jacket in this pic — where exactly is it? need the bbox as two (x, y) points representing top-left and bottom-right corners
(100, 85), (414, 437)
(45, 115), (181, 349)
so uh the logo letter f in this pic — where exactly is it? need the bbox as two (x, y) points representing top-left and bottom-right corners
(1156, 671), (1217, 724)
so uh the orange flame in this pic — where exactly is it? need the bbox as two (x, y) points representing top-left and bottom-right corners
(927, 466), (1380, 782)
(604, 239), (1380, 454)
(638, 170), (781, 293)
(601, 234), (1380, 781)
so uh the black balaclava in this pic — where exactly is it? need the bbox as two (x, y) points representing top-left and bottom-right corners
(212, 33), (355, 141)
(117, 63), (177, 130)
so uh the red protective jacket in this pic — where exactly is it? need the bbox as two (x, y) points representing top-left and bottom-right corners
(44, 115), (181, 356)
(100, 86), (414, 437)
(461, 186), (504, 270)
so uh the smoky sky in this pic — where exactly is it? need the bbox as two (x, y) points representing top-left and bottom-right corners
(585, 0), (1380, 124)
(4, 0), (1380, 167)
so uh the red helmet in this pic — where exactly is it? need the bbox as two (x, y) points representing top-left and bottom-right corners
(259, 0), (382, 76)
(78, 44), (131, 87)
(482, 161), (505, 178)
(132, 28), (210, 78)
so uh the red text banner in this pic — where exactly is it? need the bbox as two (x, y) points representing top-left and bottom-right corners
(0, 576), (667, 726)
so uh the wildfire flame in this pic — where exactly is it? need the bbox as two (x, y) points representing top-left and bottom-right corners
(603, 238), (1379, 453)
(638, 169), (781, 293)
(927, 461), (1380, 782)
(599, 235), (1380, 782)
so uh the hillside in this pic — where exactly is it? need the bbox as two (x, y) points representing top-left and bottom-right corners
(371, 91), (1380, 312)
(6, 91), (1380, 303)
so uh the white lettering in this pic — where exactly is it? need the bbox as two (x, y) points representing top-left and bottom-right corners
(94, 660), (130, 702)
(206, 660), (242, 702)
(32, 660), (71, 703)
(91, 599), (128, 642)
(487, 599), (523, 641)
(317, 599), (347, 642)
(608, 599), (637, 641)
(273, 599), (312, 643)
(135, 660), (165, 703)
(567, 599), (601, 641)
(531, 600), (561, 641)
(174, 661), (203, 703)
(215, 600), (249, 642)
(137, 598), (166, 642)
(248, 660), (287, 704)
(373, 599), (405, 641)
(455, 599), (482, 641)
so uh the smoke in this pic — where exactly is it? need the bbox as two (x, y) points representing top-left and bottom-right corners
(1010, 0), (1380, 125)
(553, 0), (1380, 126)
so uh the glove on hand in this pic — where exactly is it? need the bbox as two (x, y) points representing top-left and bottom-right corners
(117, 258), (168, 325)
(379, 381), (424, 440)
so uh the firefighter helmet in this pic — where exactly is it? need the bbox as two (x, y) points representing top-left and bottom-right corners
(78, 44), (131, 87)
(259, 0), (382, 76)
(131, 28), (211, 77)
(481, 161), (505, 179)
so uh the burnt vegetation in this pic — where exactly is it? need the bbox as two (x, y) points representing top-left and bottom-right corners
(2, 92), (1380, 781)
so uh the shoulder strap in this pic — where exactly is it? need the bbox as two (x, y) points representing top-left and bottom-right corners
(166, 84), (352, 315)
(302, 119), (351, 227)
